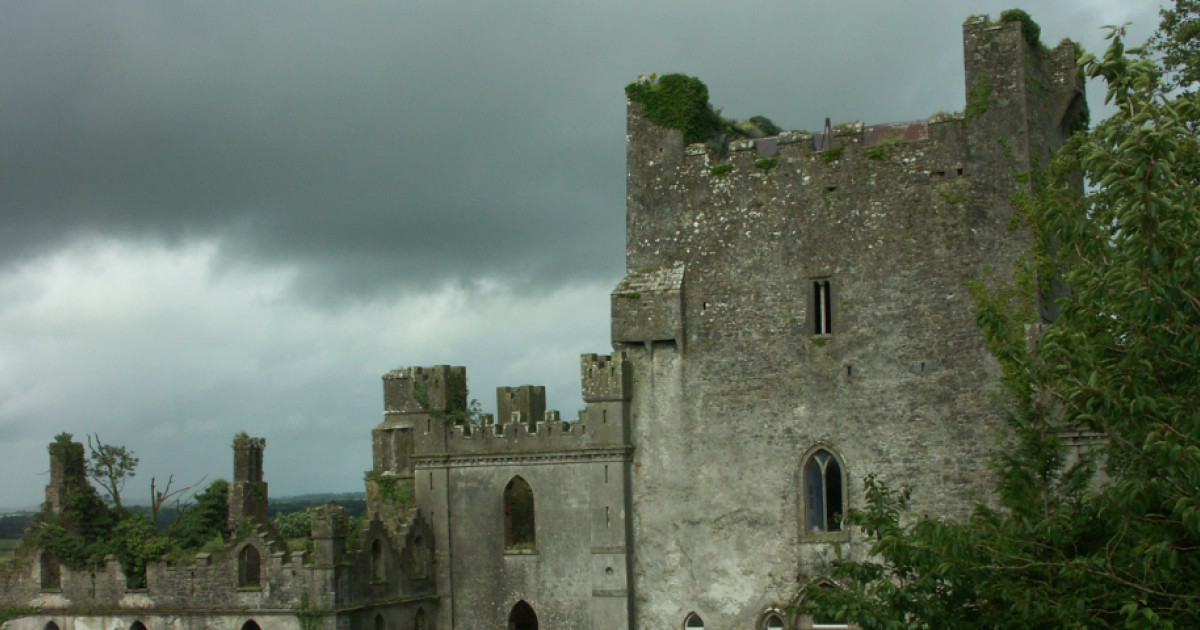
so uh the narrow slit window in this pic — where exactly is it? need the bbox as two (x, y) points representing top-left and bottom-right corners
(813, 280), (832, 335)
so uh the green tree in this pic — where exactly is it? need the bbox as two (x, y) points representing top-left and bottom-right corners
(109, 514), (178, 589)
(1148, 0), (1200, 92)
(168, 479), (229, 549)
(802, 26), (1199, 630)
(273, 510), (312, 540)
(86, 434), (138, 513)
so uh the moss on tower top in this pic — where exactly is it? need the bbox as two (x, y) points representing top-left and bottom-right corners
(625, 73), (722, 144)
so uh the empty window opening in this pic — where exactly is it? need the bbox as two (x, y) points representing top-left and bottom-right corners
(238, 545), (261, 588)
(824, 185), (837, 192)
(240, 621), (261, 630)
(685, 612), (705, 629)
(40, 551), (60, 590)
(956, 167), (964, 175)
(412, 535), (427, 579)
(846, 365), (853, 377)
(813, 280), (832, 335)
(414, 609), (427, 630)
(509, 600), (539, 630)
(371, 539), (383, 581)
(44, 624), (61, 630)
(131, 623), (148, 630)
(933, 170), (946, 177)
(504, 476), (536, 551)
(429, 471), (434, 490)
(374, 614), (385, 630)
(605, 465), (609, 483)
(127, 562), (149, 589)
(764, 613), (785, 629)
(426, 418), (431, 433)
(805, 449), (844, 532)
(603, 409), (608, 424)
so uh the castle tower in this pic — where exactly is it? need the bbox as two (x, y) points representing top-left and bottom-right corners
(616, 13), (1084, 630)
(496, 385), (545, 431)
(228, 433), (269, 530)
(42, 436), (86, 515)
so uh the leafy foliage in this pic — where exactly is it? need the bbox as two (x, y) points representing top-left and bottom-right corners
(1148, 0), (1200, 92)
(273, 510), (312, 539)
(625, 74), (722, 144)
(802, 25), (1200, 630)
(86, 434), (138, 512)
(109, 515), (177, 588)
(168, 479), (229, 549)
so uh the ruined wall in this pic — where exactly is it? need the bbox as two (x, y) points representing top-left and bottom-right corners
(618, 16), (1083, 630)
(409, 354), (634, 630)
(3, 437), (438, 630)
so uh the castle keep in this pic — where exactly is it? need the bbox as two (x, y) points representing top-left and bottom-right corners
(1, 15), (1085, 630)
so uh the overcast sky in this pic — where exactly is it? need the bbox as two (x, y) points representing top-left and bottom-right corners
(0, 1), (1162, 511)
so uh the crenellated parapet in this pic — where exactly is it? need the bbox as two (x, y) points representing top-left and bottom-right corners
(581, 352), (631, 402)
(406, 353), (633, 460)
(383, 365), (467, 415)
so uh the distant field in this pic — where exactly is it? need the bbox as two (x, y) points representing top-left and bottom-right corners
(0, 538), (17, 561)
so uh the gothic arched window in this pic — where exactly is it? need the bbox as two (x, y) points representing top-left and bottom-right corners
(804, 448), (845, 533)
(508, 600), (538, 630)
(371, 538), (383, 582)
(684, 612), (705, 629)
(504, 476), (536, 551)
(238, 545), (261, 588)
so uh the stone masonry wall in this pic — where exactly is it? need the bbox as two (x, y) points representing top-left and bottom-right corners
(618, 16), (1083, 630)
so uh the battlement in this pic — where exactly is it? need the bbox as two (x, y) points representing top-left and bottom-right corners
(404, 353), (632, 458)
(232, 432), (265, 483)
(581, 352), (632, 401)
(383, 365), (467, 414)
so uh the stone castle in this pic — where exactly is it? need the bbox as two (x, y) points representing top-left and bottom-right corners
(1, 14), (1086, 630)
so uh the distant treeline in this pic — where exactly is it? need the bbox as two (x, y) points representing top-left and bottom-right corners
(0, 492), (366, 538)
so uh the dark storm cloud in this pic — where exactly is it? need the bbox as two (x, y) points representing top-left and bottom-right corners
(10, 0), (1129, 301)
(1, 1), (633, 299)
(0, 0), (1166, 509)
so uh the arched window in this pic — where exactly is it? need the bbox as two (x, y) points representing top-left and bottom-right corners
(240, 621), (261, 630)
(804, 449), (844, 532)
(238, 545), (261, 588)
(43, 623), (60, 630)
(508, 600), (538, 630)
(40, 550), (61, 590)
(414, 608), (427, 630)
(684, 612), (704, 629)
(374, 613), (385, 630)
(131, 622), (148, 630)
(504, 476), (536, 551)
(371, 538), (383, 581)
(763, 611), (785, 629)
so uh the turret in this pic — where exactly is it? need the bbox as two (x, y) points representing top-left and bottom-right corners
(228, 432), (269, 530)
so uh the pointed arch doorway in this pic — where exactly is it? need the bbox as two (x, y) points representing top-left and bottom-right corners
(508, 600), (538, 630)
